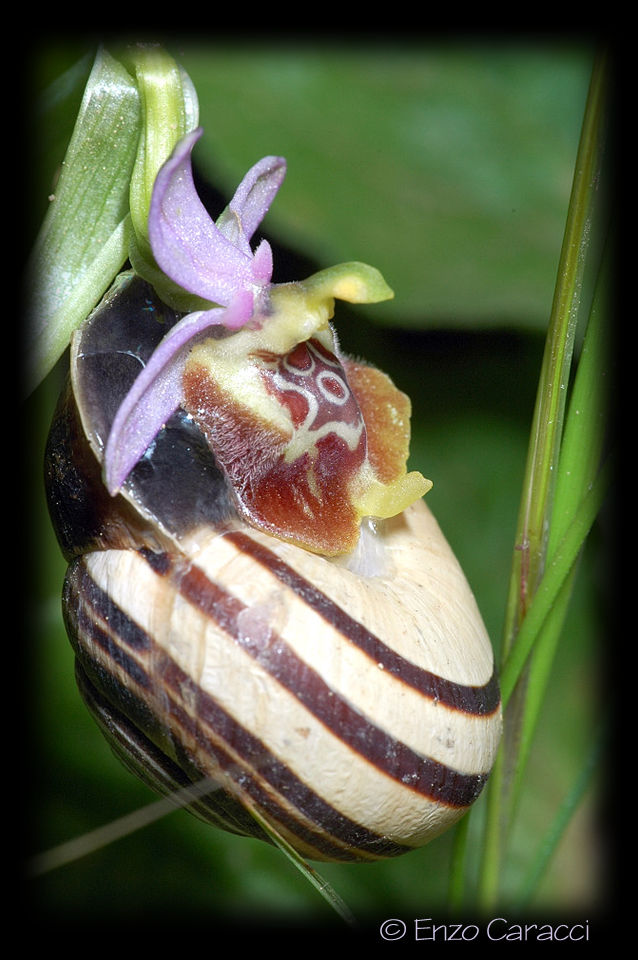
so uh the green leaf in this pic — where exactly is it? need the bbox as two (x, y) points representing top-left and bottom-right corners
(24, 48), (141, 394)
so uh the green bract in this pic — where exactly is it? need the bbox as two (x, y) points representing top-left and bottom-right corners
(25, 45), (199, 396)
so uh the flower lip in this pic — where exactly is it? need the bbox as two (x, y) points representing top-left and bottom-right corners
(148, 126), (286, 307)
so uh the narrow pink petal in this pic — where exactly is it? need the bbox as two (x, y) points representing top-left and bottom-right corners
(250, 239), (274, 286)
(216, 155), (286, 250)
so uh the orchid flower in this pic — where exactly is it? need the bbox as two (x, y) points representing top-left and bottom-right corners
(104, 126), (429, 554)
(104, 126), (286, 494)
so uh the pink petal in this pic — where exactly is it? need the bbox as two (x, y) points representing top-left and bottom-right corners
(216, 155), (286, 251)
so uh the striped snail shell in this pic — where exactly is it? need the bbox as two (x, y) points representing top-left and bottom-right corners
(45, 271), (501, 863)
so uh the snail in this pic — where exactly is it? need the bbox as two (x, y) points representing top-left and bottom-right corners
(44, 131), (501, 864)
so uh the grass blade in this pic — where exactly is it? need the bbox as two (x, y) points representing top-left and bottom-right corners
(508, 233), (611, 805)
(501, 50), (608, 658)
(499, 453), (611, 708)
(515, 723), (605, 908)
(477, 50), (609, 908)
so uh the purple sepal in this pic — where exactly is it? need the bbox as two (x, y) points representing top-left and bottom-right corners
(148, 127), (285, 306)
(106, 128), (286, 493)
(104, 289), (254, 494)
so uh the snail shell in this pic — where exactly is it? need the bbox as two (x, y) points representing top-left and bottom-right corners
(45, 272), (501, 863)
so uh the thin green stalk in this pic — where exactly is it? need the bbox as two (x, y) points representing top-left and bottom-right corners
(28, 775), (227, 877)
(507, 570), (575, 782)
(499, 455), (611, 708)
(447, 808), (472, 911)
(502, 51), (608, 657)
(515, 724), (605, 909)
(508, 235), (611, 810)
(243, 800), (358, 928)
(477, 748), (505, 910)
(477, 51), (609, 907)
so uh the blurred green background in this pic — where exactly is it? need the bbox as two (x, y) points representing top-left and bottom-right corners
(25, 39), (608, 935)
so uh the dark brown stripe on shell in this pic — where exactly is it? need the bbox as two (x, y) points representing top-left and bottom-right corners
(175, 560), (489, 808)
(63, 563), (152, 689)
(226, 530), (500, 717)
(158, 654), (411, 860)
(68, 557), (411, 860)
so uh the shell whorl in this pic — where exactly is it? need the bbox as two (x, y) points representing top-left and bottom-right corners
(45, 273), (501, 863)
